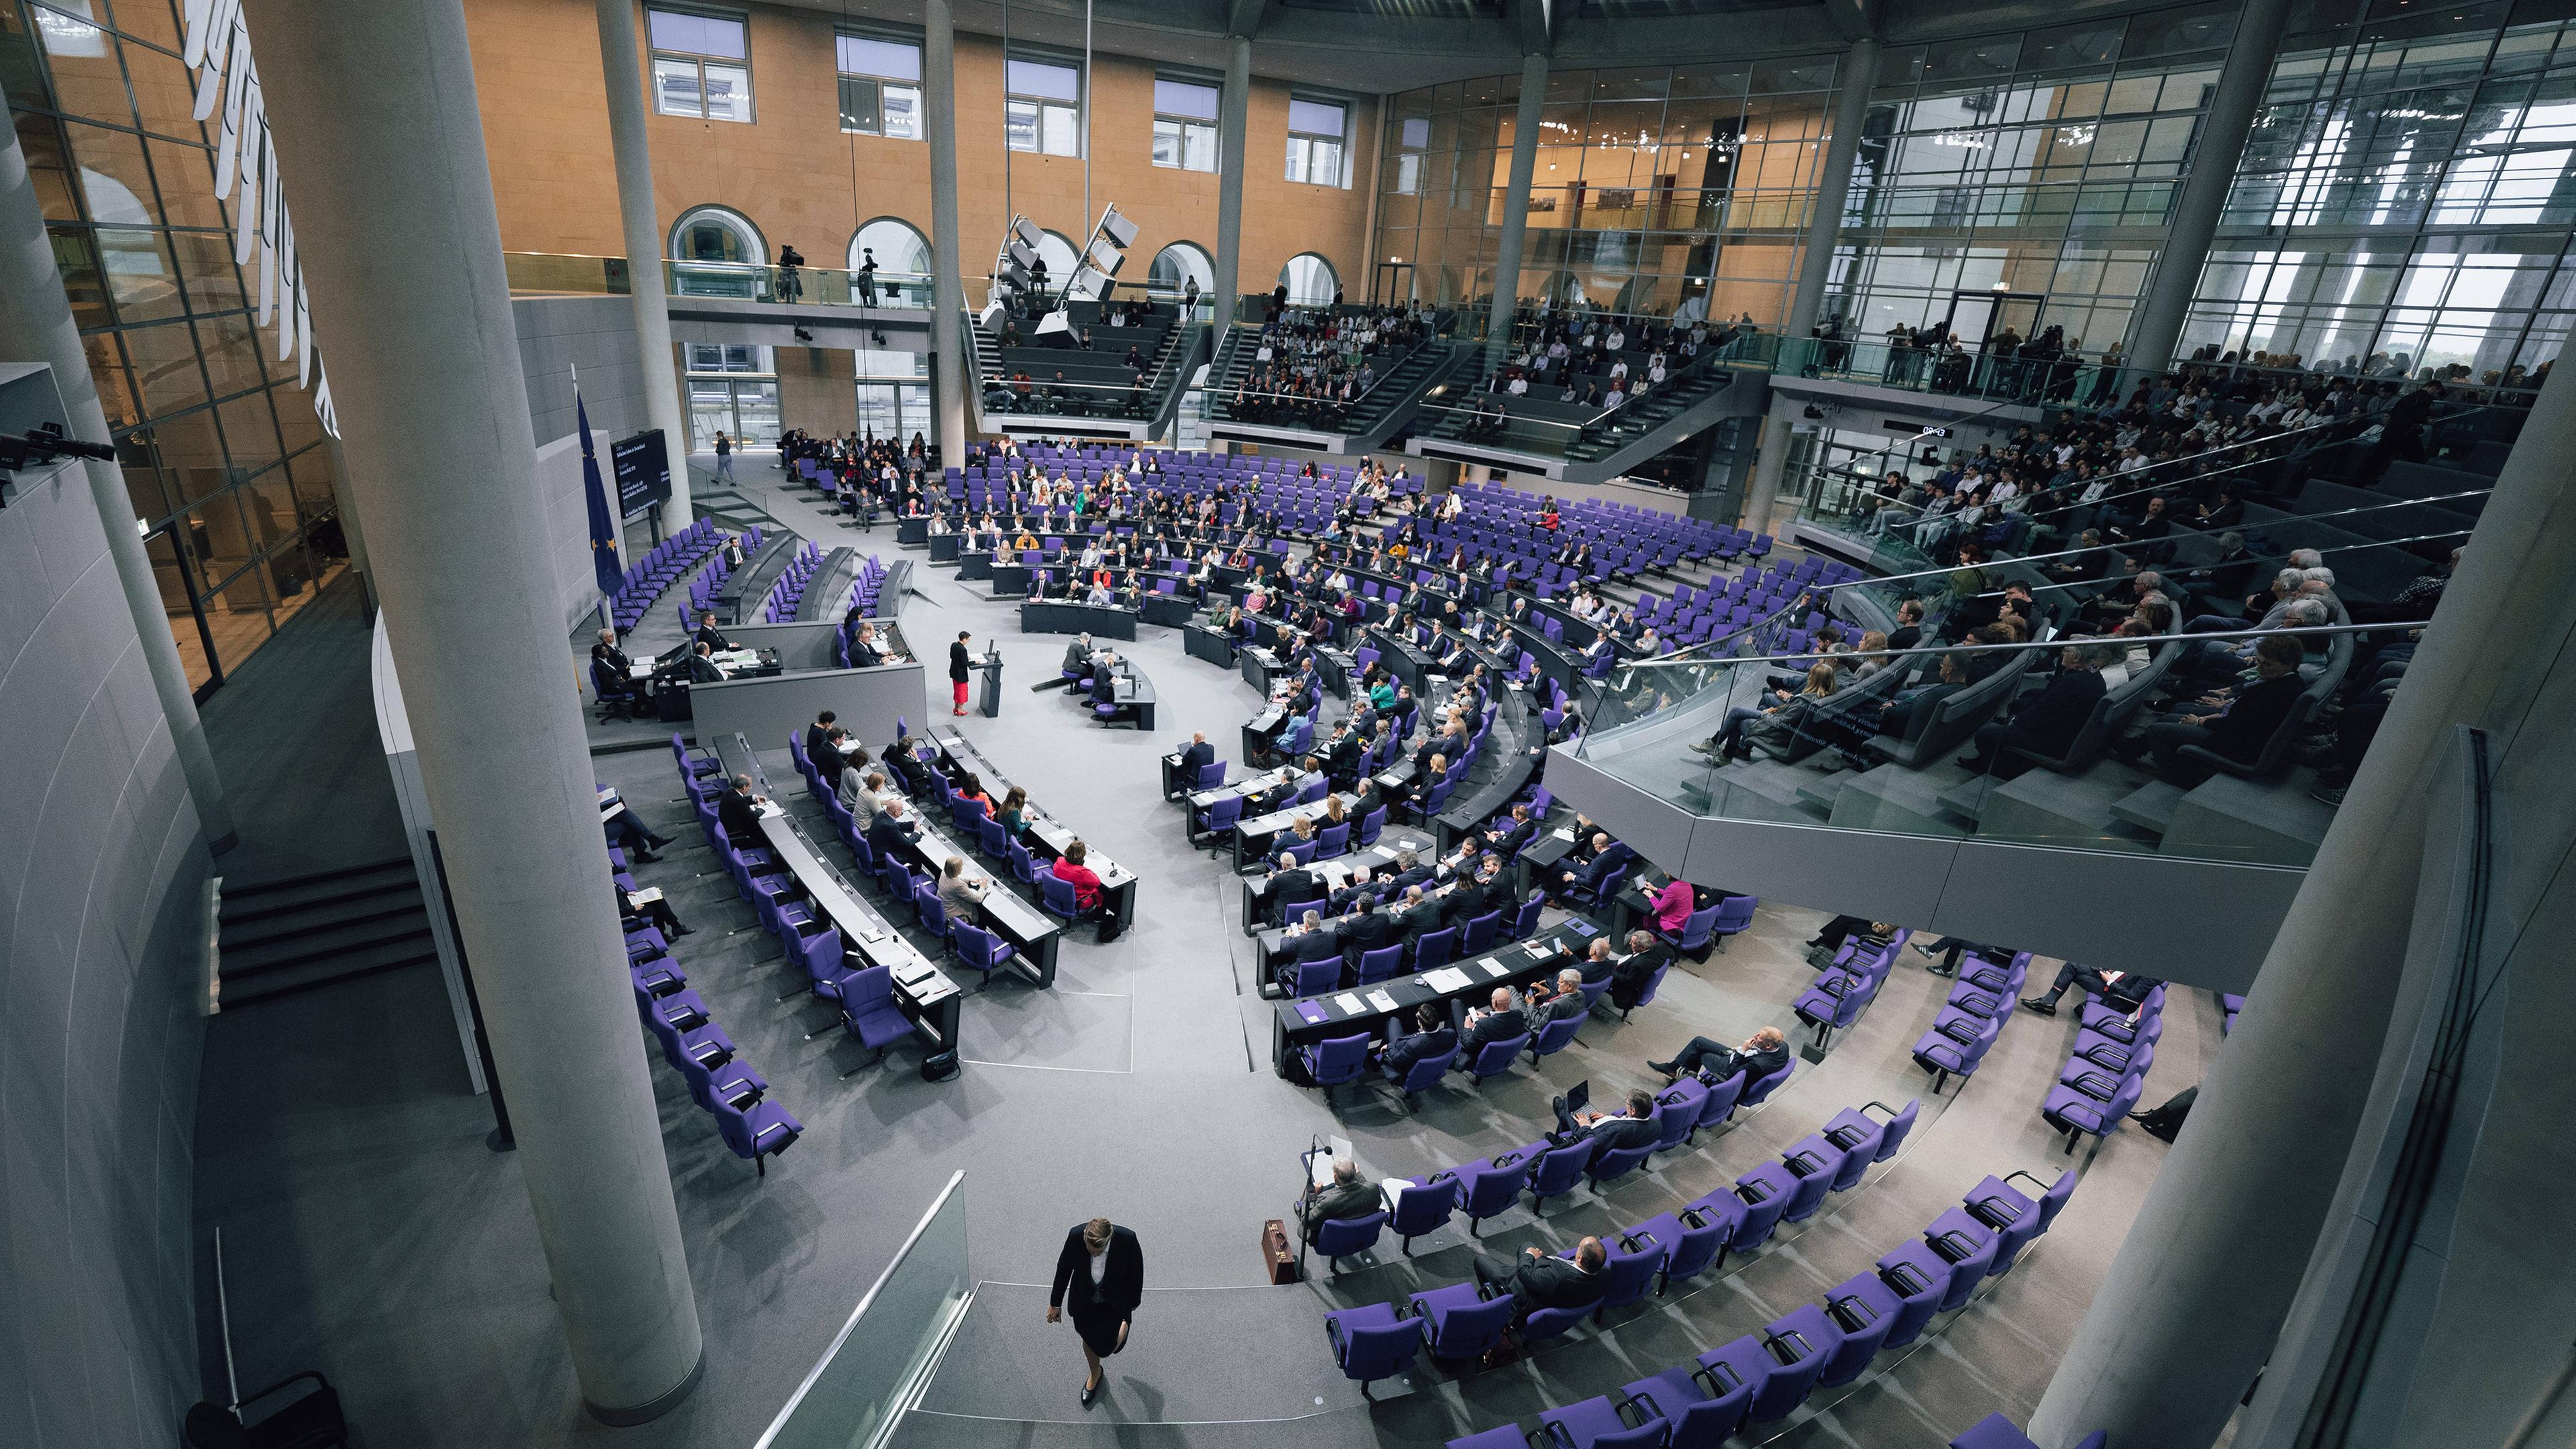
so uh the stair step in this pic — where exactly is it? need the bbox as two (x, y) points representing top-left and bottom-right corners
(219, 950), (441, 1010)
(221, 920), (435, 980)
(219, 873), (421, 925)
(221, 898), (428, 950)
(221, 856), (413, 900)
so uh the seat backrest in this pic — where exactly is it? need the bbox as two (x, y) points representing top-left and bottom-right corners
(1396, 1045), (1456, 1092)
(1414, 927), (1456, 969)
(1390, 1175), (1459, 1233)
(1040, 872), (1078, 912)
(1429, 1291), (1514, 1355)
(1741, 1057), (1795, 1107)
(1289, 956), (1340, 996)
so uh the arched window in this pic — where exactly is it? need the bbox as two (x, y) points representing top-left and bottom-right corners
(1148, 241), (1213, 300)
(1035, 229), (1081, 289)
(668, 205), (765, 264)
(848, 216), (932, 278)
(1279, 252), (1338, 307)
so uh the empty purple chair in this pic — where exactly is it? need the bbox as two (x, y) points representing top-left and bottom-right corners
(1873, 1239), (1952, 1349)
(1748, 1301), (1841, 1424)
(1731, 1161), (1796, 1250)
(712, 1093), (803, 1178)
(1778, 1134), (1847, 1222)
(1537, 1395), (1664, 1448)
(1923, 1208), (2000, 1311)
(1815, 1271), (1902, 1387)
(1412, 1281), (1515, 1364)
(1440, 1158), (1526, 1234)
(1525, 1140), (1593, 1213)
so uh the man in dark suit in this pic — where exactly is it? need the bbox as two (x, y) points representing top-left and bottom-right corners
(1607, 930), (1669, 1012)
(803, 710), (840, 771)
(1336, 894), (1393, 965)
(1276, 909), (1343, 991)
(1520, 968), (1591, 1036)
(695, 611), (733, 654)
(1483, 802), (1537, 858)
(1265, 851), (1321, 926)
(1549, 1086), (1662, 1151)
(686, 641), (727, 683)
(1886, 598), (1926, 652)
(867, 796), (920, 859)
(1373, 1002), (1456, 1076)
(1443, 859), (1509, 930)
(1650, 1026), (1789, 1084)
(1384, 848), (1435, 894)
(2117, 634), (2307, 777)
(1957, 645), (2106, 774)
(1292, 1158), (1384, 1246)
(1325, 866), (1377, 915)
(1321, 723), (1364, 786)
(1457, 986), (1527, 1050)
(1472, 1236), (1609, 1318)
(716, 774), (766, 845)
(616, 881), (691, 937)
(2023, 964), (2162, 1016)
(1178, 732), (1215, 777)
(591, 627), (633, 677)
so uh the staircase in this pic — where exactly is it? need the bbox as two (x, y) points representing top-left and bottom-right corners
(1203, 325), (1463, 453)
(215, 858), (439, 1010)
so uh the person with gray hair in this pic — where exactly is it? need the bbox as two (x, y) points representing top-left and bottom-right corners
(1521, 967), (1592, 1034)
(1293, 1157), (1384, 1246)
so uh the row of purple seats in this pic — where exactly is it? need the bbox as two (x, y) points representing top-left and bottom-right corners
(608, 517), (719, 629)
(1440, 1161), (2082, 1449)
(674, 523), (765, 634)
(1324, 1088), (1909, 1401)
(1911, 947), (2034, 1094)
(1792, 927), (1914, 1051)
(2041, 983), (2165, 1155)
(757, 540), (825, 622)
(630, 738), (807, 1177)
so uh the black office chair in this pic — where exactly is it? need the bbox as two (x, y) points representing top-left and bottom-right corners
(184, 1371), (349, 1449)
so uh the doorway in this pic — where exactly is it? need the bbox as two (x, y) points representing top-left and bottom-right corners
(1373, 262), (1414, 307)
(1943, 289), (2044, 349)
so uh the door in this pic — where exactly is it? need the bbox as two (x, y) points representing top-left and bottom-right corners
(1373, 262), (1414, 307)
(1943, 289), (2043, 349)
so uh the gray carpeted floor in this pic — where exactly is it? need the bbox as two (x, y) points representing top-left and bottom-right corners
(193, 466), (2212, 1448)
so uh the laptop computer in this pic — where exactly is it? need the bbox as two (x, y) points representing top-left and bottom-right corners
(1562, 1079), (1590, 1117)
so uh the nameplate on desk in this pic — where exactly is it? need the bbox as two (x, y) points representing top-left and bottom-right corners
(1366, 989), (1400, 1013)
(1334, 992), (1366, 1015)
(1477, 956), (1509, 977)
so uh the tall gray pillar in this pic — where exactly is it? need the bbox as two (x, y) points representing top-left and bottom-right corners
(1484, 51), (1548, 364)
(1211, 34), (1252, 330)
(1743, 36), (1878, 539)
(240, 0), (703, 1422)
(0, 76), (236, 853)
(2124, 0), (2293, 372)
(2031, 357), (2576, 1449)
(595, 0), (691, 529)
(924, 0), (967, 466)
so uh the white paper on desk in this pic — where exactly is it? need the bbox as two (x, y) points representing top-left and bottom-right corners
(1334, 992), (1366, 1015)
(1554, 828), (1576, 841)
(629, 663), (653, 680)
(1424, 967), (1472, 993)
(1478, 956), (1508, 977)
(629, 887), (663, 905)
(1366, 989), (1400, 1013)
(1527, 941), (1555, 961)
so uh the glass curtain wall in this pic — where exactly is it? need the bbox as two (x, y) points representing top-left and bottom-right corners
(1372, 59), (1838, 326)
(2187, 0), (2576, 386)
(1830, 9), (2239, 362)
(3, 0), (346, 697)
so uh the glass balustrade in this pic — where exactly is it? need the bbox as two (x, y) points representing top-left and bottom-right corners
(1412, 332), (1782, 465)
(755, 1171), (971, 1449)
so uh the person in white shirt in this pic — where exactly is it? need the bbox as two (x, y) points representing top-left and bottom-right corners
(1507, 374), (1529, 396)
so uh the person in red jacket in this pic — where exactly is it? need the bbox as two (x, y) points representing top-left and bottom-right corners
(1051, 839), (1106, 915)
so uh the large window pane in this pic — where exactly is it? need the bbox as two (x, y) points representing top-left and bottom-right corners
(142, 528), (213, 690)
(123, 317), (210, 418)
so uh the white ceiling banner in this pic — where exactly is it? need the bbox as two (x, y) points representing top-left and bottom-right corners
(184, 0), (337, 437)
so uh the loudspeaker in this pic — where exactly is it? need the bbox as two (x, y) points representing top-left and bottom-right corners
(1033, 309), (1076, 346)
(1098, 206), (1138, 250)
(920, 1050), (960, 1083)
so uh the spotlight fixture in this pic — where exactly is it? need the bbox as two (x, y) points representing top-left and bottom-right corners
(793, 326), (816, 343)
(1802, 403), (1826, 420)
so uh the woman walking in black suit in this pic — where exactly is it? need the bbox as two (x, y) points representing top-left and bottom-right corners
(1046, 1216), (1142, 1407)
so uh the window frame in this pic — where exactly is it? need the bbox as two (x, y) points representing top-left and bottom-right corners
(1152, 74), (1222, 172)
(1286, 93), (1353, 188)
(646, 6), (755, 124)
(835, 29), (922, 140)
(1006, 51), (1085, 158)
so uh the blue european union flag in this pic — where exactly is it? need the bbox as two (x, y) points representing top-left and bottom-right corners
(578, 385), (623, 598)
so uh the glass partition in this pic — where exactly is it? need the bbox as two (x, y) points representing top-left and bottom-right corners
(500, 252), (936, 310)
(755, 1170), (970, 1449)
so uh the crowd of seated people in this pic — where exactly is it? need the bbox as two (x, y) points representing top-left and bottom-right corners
(777, 427), (936, 518)
(1222, 302), (1439, 429)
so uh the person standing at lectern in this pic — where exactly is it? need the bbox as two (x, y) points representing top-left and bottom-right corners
(951, 631), (974, 716)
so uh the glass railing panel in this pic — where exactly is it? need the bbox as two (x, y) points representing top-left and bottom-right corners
(502, 251), (628, 297)
(756, 1171), (971, 1449)
(661, 260), (936, 309)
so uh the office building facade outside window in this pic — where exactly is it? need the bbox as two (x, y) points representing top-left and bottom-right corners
(649, 8), (752, 123)
(2188, 5), (2576, 384)
(1152, 76), (1220, 172)
(1285, 97), (1350, 186)
(835, 32), (919, 139)
(1007, 56), (1081, 156)
(1371, 62), (1835, 322)
(3, 0), (348, 697)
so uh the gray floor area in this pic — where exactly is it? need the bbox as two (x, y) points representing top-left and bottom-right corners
(192, 472), (2214, 1448)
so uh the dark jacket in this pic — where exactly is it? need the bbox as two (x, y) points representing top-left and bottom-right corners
(1288, 928), (1342, 965)
(1576, 1111), (1662, 1156)
(1049, 1224), (1144, 1319)
(1296, 1179), (1384, 1244)
(1609, 944), (1669, 1010)
(1381, 1025), (1456, 1078)
(2001, 669), (2106, 755)
(949, 640), (973, 683)
(1179, 739), (1215, 773)
(2202, 674), (2304, 761)
(1462, 1008), (1527, 1051)
(694, 623), (732, 653)
(804, 723), (835, 768)
(716, 787), (763, 842)
(867, 810), (919, 859)
(1495, 1252), (1607, 1311)
(1336, 910), (1394, 962)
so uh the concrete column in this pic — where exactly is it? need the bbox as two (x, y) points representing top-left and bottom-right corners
(594, 0), (692, 529)
(1743, 37), (1878, 539)
(0, 76), (236, 852)
(2123, 0), (2293, 372)
(239, 0), (702, 1422)
(1484, 51), (1548, 365)
(924, 0), (967, 466)
(2030, 357), (2576, 1449)
(1211, 34), (1252, 330)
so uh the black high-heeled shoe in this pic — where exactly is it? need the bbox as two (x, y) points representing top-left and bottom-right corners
(1080, 1378), (1102, 1408)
